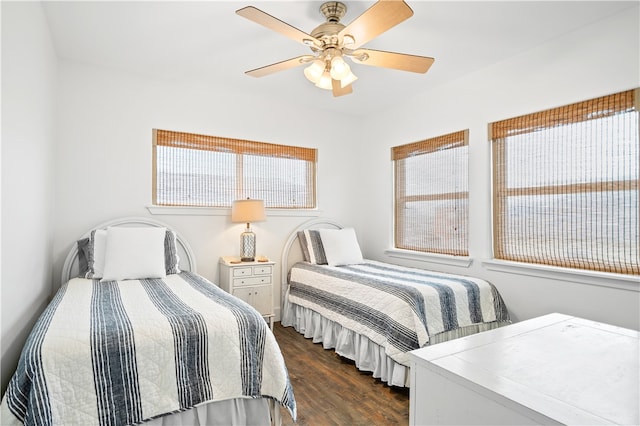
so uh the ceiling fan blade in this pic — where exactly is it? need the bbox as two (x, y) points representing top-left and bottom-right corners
(339, 0), (414, 49)
(332, 79), (353, 97)
(236, 6), (322, 48)
(350, 48), (434, 73)
(246, 55), (315, 78)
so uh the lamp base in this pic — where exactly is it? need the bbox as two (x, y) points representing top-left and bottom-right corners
(240, 226), (256, 262)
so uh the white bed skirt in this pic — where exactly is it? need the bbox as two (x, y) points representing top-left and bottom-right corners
(144, 398), (275, 426)
(282, 298), (508, 388)
(282, 299), (410, 387)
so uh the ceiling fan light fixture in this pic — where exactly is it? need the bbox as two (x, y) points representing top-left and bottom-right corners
(303, 59), (325, 84)
(340, 70), (358, 88)
(329, 56), (350, 80)
(315, 70), (333, 90)
(237, 1), (435, 97)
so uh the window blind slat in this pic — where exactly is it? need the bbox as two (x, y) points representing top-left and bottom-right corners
(490, 90), (636, 139)
(154, 129), (317, 162)
(392, 130), (467, 160)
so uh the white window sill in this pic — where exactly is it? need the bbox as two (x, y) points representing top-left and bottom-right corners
(384, 249), (472, 268)
(482, 259), (639, 292)
(147, 205), (323, 217)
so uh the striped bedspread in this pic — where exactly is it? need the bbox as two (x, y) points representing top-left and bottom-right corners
(288, 261), (510, 366)
(1, 272), (296, 425)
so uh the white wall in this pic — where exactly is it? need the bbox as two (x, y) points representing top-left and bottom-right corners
(359, 8), (640, 330)
(51, 59), (361, 319)
(1, 2), (57, 394)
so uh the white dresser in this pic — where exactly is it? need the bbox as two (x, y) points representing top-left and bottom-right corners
(409, 313), (639, 425)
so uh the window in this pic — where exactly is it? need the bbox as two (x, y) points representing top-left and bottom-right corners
(490, 89), (639, 275)
(393, 130), (469, 256)
(153, 129), (317, 208)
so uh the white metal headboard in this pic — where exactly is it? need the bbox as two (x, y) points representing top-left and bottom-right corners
(61, 216), (197, 283)
(280, 218), (343, 309)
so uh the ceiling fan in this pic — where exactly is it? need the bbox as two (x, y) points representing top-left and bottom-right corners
(236, 1), (434, 97)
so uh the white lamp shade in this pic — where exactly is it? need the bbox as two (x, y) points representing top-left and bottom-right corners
(304, 60), (325, 84)
(315, 71), (333, 90)
(330, 56), (350, 80)
(231, 199), (266, 223)
(340, 70), (358, 88)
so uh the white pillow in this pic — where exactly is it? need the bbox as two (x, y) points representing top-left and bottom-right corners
(319, 227), (364, 266)
(101, 226), (167, 281)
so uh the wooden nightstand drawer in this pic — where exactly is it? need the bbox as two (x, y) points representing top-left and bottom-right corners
(233, 275), (271, 286)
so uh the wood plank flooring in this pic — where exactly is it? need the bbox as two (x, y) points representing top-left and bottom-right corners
(273, 322), (410, 426)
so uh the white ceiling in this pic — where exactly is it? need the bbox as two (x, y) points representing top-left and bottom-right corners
(41, 1), (637, 118)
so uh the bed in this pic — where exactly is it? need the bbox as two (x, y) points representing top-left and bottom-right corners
(280, 218), (511, 387)
(1, 217), (296, 426)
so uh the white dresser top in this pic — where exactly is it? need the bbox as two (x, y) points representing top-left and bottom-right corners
(410, 313), (639, 425)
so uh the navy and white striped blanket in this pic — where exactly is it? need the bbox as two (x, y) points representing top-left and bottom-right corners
(288, 261), (510, 365)
(0, 272), (296, 425)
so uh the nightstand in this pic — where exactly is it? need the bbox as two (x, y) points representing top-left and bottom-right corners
(219, 256), (275, 329)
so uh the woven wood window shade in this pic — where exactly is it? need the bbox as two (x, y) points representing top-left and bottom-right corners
(153, 129), (317, 208)
(393, 130), (469, 256)
(491, 88), (639, 275)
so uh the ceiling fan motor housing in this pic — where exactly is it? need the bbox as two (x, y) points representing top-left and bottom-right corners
(310, 23), (345, 49)
(320, 2), (347, 22)
(311, 2), (349, 51)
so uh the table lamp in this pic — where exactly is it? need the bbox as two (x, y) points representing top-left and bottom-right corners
(231, 198), (266, 262)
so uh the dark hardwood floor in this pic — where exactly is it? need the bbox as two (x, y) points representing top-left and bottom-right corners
(273, 322), (410, 426)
